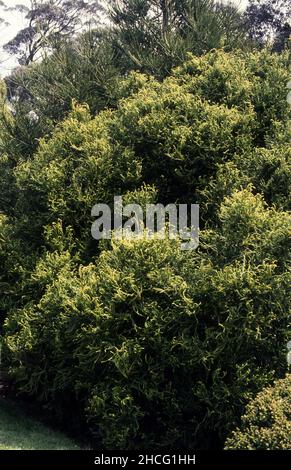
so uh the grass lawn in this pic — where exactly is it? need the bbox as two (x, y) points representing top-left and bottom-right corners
(0, 398), (80, 450)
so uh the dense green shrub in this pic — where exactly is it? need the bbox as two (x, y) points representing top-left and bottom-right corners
(111, 71), (254, 202)
(4, 190), (290, 448)
(12, 50), (290, 252)
(225, 374), (291, 450)
(198, 136), (291, 224)
(13, 103), (142, 254)
(1, 48), (290, 449)
(174, 50), (290, 145)
(0, 213), (41, 329)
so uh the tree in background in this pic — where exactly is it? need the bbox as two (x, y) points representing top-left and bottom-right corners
(108, 0), (247, 77)
(0, 1), (104, 159)
(1, 0), (249, 161)
(244, 0), (291, 51)
(3, 0), (101, 65)
(2, 29), (121, 161)
(0, 1), (9, 35)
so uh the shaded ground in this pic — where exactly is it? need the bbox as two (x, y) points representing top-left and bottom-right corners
(0, 398), (80, 450)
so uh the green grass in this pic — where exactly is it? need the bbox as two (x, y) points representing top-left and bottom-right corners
(0, 398), (80, 450)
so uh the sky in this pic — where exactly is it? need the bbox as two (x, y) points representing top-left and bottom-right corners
(0, 0), (31, 75)
(0, 0), (249, 77)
